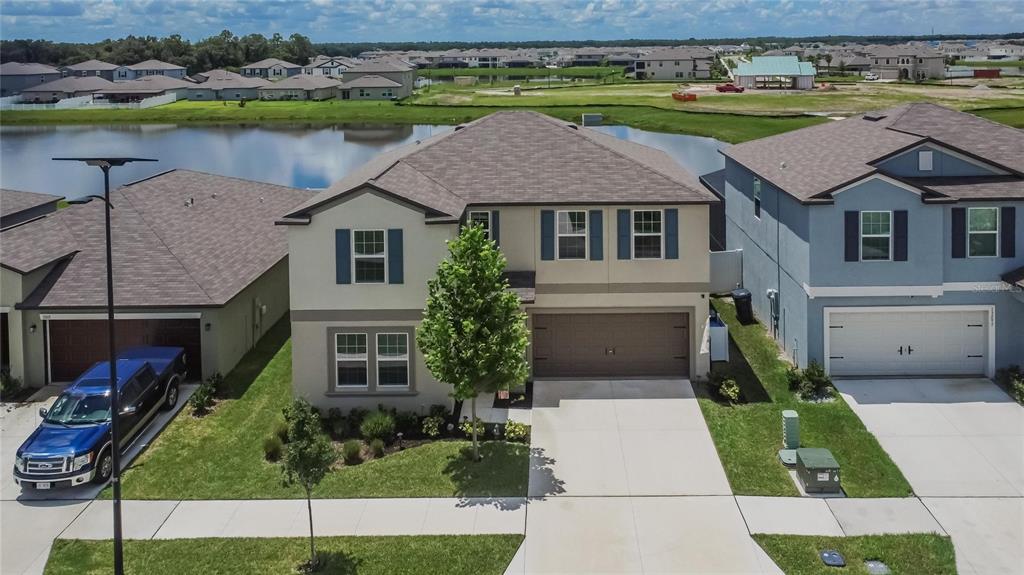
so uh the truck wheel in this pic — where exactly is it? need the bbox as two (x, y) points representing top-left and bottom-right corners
(92, 450), (112, 485)
(163, 378), (180, 411)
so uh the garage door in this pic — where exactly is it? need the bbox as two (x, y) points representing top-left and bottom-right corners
(48, 318), (202, 382)
(827, 309), (988, 377)
(532, 313), (689, 378)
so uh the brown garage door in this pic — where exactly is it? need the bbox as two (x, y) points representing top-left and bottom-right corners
(48, 318), (201, 382)
(532, 313), (689, 378)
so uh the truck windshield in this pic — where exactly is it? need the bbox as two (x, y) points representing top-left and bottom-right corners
(45, 392), (111, 425)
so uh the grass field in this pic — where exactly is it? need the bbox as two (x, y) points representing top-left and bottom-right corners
(45, 535), (524, 575)
(108, 318), (529, 500)
(754, 534), (956, 575)
(419, 65), (624, 78)
(953, 59), (1024, 67)
(972, 106), (1024, 128)
(698, 299), (913, 497)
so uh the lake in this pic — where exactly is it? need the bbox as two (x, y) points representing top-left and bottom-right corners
(0, 123), (726, 200)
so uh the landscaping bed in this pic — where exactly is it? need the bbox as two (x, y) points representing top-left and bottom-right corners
(754, 534), (957, 575)
(110, 318), (530, 500)
(45, 535), (524, 575)
(697, 299), (912, 497)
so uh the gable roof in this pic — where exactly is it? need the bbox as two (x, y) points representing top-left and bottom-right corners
(190, 75), (269, 90)
(97, 75), (195, 93)
(258, 74), (341, 90)
(1, 170), (316, 308)
(339, 74), (401, 89)
(0, 62), (60, 75)
(721, 103), (1024, 202)
(283, 111), (717, 222)
(1, 189), (64, 219)
(193, 69), (244, 82)
(243, 58), (301, 70)
(20, 76), (116, 93)
(62, 59), (118, 71)
(127, 59), (185, 71)
(734, 56), (816, 77)
(641, 47), (715, 61)
(345, 59), (414, 74)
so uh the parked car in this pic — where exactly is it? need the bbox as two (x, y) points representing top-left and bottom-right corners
(715, 83), (745, 93)
(864, 73), (879, 81)
(13, 347), (187, 490)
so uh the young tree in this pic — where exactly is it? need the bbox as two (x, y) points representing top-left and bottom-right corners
(417, 224), (529, 461)
(281, 399), (337, 572)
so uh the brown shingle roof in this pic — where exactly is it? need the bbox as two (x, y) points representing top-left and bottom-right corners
(1, 189), (63, 219)
(285, 111), (717, 221)
(20, 76), (116, 94)
(2, 170), (315, 308)
(62, 59), (118, 71)
(259, 74), (341, 90)
(98, 75), (195, 93)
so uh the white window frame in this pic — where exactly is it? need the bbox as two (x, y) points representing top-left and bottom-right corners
(753, 178), (762, 219)
(468, 210), (491, 239)
(918, 150), (934, 172)
(335, 332), (368, 389)
(967, 207), (1000, 259)
(376, 332), (410, 388)
(352, 229), (387, 284)
(860, 210), (893, 262)
(631, 209), (664, 260)
(556, 210), (588, 260)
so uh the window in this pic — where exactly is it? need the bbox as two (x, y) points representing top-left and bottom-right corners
(556, 210), (587, 259)
(359, 89), (368, 97)
(753, 178), (762, 219)
(918, 150), (934, 171)
(353, 230), (386, 283)
(632, 210), (663, 259)
(968, 207), (999, 257)
(376, 333), (409, 387)
(335, 333), (368, 387)
(382, 89), (393, 98)
(469, 211), (491, 239)
(860, 211), (892, 261)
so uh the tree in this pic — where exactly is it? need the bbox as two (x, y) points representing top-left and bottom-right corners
(417, 224), (529, 461)
(281, 399), (337, 572)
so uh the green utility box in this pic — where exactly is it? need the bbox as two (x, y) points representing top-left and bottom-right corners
(796, 448), (841, 494)
(782, 410), (800, 449)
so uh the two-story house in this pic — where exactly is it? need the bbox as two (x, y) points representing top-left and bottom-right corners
(867, 46), (945, 80)
(279, 111), (718, 410)
(634, 47), (715, 80)
(717, 103), (1023, 378)
(241, 58), (302, 80)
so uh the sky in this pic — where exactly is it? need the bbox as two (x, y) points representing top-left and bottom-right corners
(1, 0), (1022, 44)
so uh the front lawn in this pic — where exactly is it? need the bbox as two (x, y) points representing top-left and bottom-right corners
(754, 534), (956, 575)
(45, 535), (524, 575)
(698, 299), (912, 497)
(112, 318), (529, 500)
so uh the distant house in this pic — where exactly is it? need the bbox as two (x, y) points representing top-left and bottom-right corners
(0, 62), (61, 96)
(191, 69), (244, 83)
(732, 56), (816, 90)
(338, 74), (402, 100)
(257, 74), (340, 101)
(341, 60), (416, 98)
(867, 46), (945, 80)
(187, 74), (269, 101)
(94, 75), (194, 103)
(60, 59), (119, 81)
(303, 55), (360, 77)
(571, 48), (607, 66)
(634, 47), (715, 80)
(18, 76), (116, 102)
(241, 58), (302, 79)
(113, 60), (188, 81)
(0, 189), (63, 230)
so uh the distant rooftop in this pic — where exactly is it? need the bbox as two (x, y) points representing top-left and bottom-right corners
(734, 56), (816, 77)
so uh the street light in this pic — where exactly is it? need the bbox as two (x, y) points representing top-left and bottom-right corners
(53, 157), (157, 575)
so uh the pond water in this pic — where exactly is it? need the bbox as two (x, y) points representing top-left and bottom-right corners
(0, 123), (726, 200)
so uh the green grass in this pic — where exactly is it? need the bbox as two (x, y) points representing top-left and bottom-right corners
(698, 299), (912, 497)
(754, 534), (957, 575)
(109, 318), (529, 500)
(952, 59), (1024, 67)
(418, 66), (623, 78)
(971, 106), (1024, 128)
(45, 535), (524, 575)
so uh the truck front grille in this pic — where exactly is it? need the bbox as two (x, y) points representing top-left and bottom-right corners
(25, 456), (70, 476)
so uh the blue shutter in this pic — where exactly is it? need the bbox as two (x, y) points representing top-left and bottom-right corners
(387, 229), (403, 284)
(844, 211), (859, 262)
(589, 209), (603, 261)
(335, 229), (351, 284)
(665, 208), (679, 259)
(1001, 206), (1016, 258)
(894, 210), (908, 262)
(617, 209), (631, 260)
(540, 210), (554, 261)
(491, 210), (500, 246)
(951, 208), (966, 259)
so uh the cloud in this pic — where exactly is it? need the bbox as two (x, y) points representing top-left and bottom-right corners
(0, 0), (1021, 42)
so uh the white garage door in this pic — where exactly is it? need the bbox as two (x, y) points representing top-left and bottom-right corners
(827, 308), (988, 377)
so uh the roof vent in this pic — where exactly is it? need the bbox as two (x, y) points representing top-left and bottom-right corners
(566, 123), (578, 130)
(863, 112), (887, 121)
(454, 125), (466, 131)
(184, 197), (195, 207)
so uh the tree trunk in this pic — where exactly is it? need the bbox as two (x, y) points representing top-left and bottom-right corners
(471, 395), (480, 461)
(306, 485), (315, 568)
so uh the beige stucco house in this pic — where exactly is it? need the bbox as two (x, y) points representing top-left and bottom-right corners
(279, 111), (718, 411)
(634, 47), (715, 80)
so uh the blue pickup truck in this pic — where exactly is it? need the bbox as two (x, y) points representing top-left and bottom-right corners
(13, 347), (187, 490)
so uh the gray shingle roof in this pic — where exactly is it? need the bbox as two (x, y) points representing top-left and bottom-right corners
(346, 60), (414, 74)
(20, 76), (116, 93)
(641, 47), (715, 61)
(285, 111), (717, 221)
(2, 170), (315, 308)
(243, 58), (301, 70)
(259, 74), (341, 90)
(127, 59), (186, 71)
(1, 189), (64, 219)
(339, 74), (402, 89)
(0, 62), (60, 75)
(62, 59), (118, 71)
(98, 75), (195, 93)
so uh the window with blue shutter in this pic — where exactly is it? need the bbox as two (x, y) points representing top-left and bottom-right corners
(617, 209), (630, 259)
(540, 210), (554, 261)
(491, 210), (500, 246)
(335, 229), (351, 284)
(589, 209), (603, 261)
(387, 229), (403, 284)
(665, 208), (679, 259)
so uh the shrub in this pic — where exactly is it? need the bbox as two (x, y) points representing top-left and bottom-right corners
(718, 378), (742, 404)
(369, 438), (385, 458)
(394, 411), (421, 437)
(0, 370), (22, 401)
(272, 418), (289, 443)
(342, 440), (363, 465)
(360, 411), (396, 443)
(504, 421), (530, 443)
(1012, 376), (1024, 405)
(459, 416), (485, 439)
(188, 378), (216, 416)
(428, 404), (450, 418)
(787, 361), (834, 400)
(206, 372), (225, 396)
(786, 366), (804, 392)
(421, 415), (444, 438)
(263, 435), (283, 461)
(999, 366), (1024, 404)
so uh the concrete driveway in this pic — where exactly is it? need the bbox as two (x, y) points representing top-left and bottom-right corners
(837, 378), (1024, 574)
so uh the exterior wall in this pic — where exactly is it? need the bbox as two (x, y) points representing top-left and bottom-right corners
(638, 59), (706, 80)
(343, 86), (398, 100)
(187, 87), (261, 101)
(342, 70), (415, 98)
(943, 200), (1024, 283)
(259, 88), (310, 101)
(0, 72), (62, 96)
(875, 145), (1003, 178)
(243, 66), (300, 79)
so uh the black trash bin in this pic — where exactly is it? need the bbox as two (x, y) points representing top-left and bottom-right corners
(732, 288), (754, 324)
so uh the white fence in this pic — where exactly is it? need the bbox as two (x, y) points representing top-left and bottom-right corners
(0, 92), (177, 111)
(709, 248), (743, 295)
(0, 95), (94, 110)
(85, 92), (179, 109)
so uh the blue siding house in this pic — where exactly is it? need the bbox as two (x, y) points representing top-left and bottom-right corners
(716, 103), (1023, 378)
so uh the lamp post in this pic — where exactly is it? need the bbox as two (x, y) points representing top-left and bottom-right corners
(53, 157), (156, 575)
